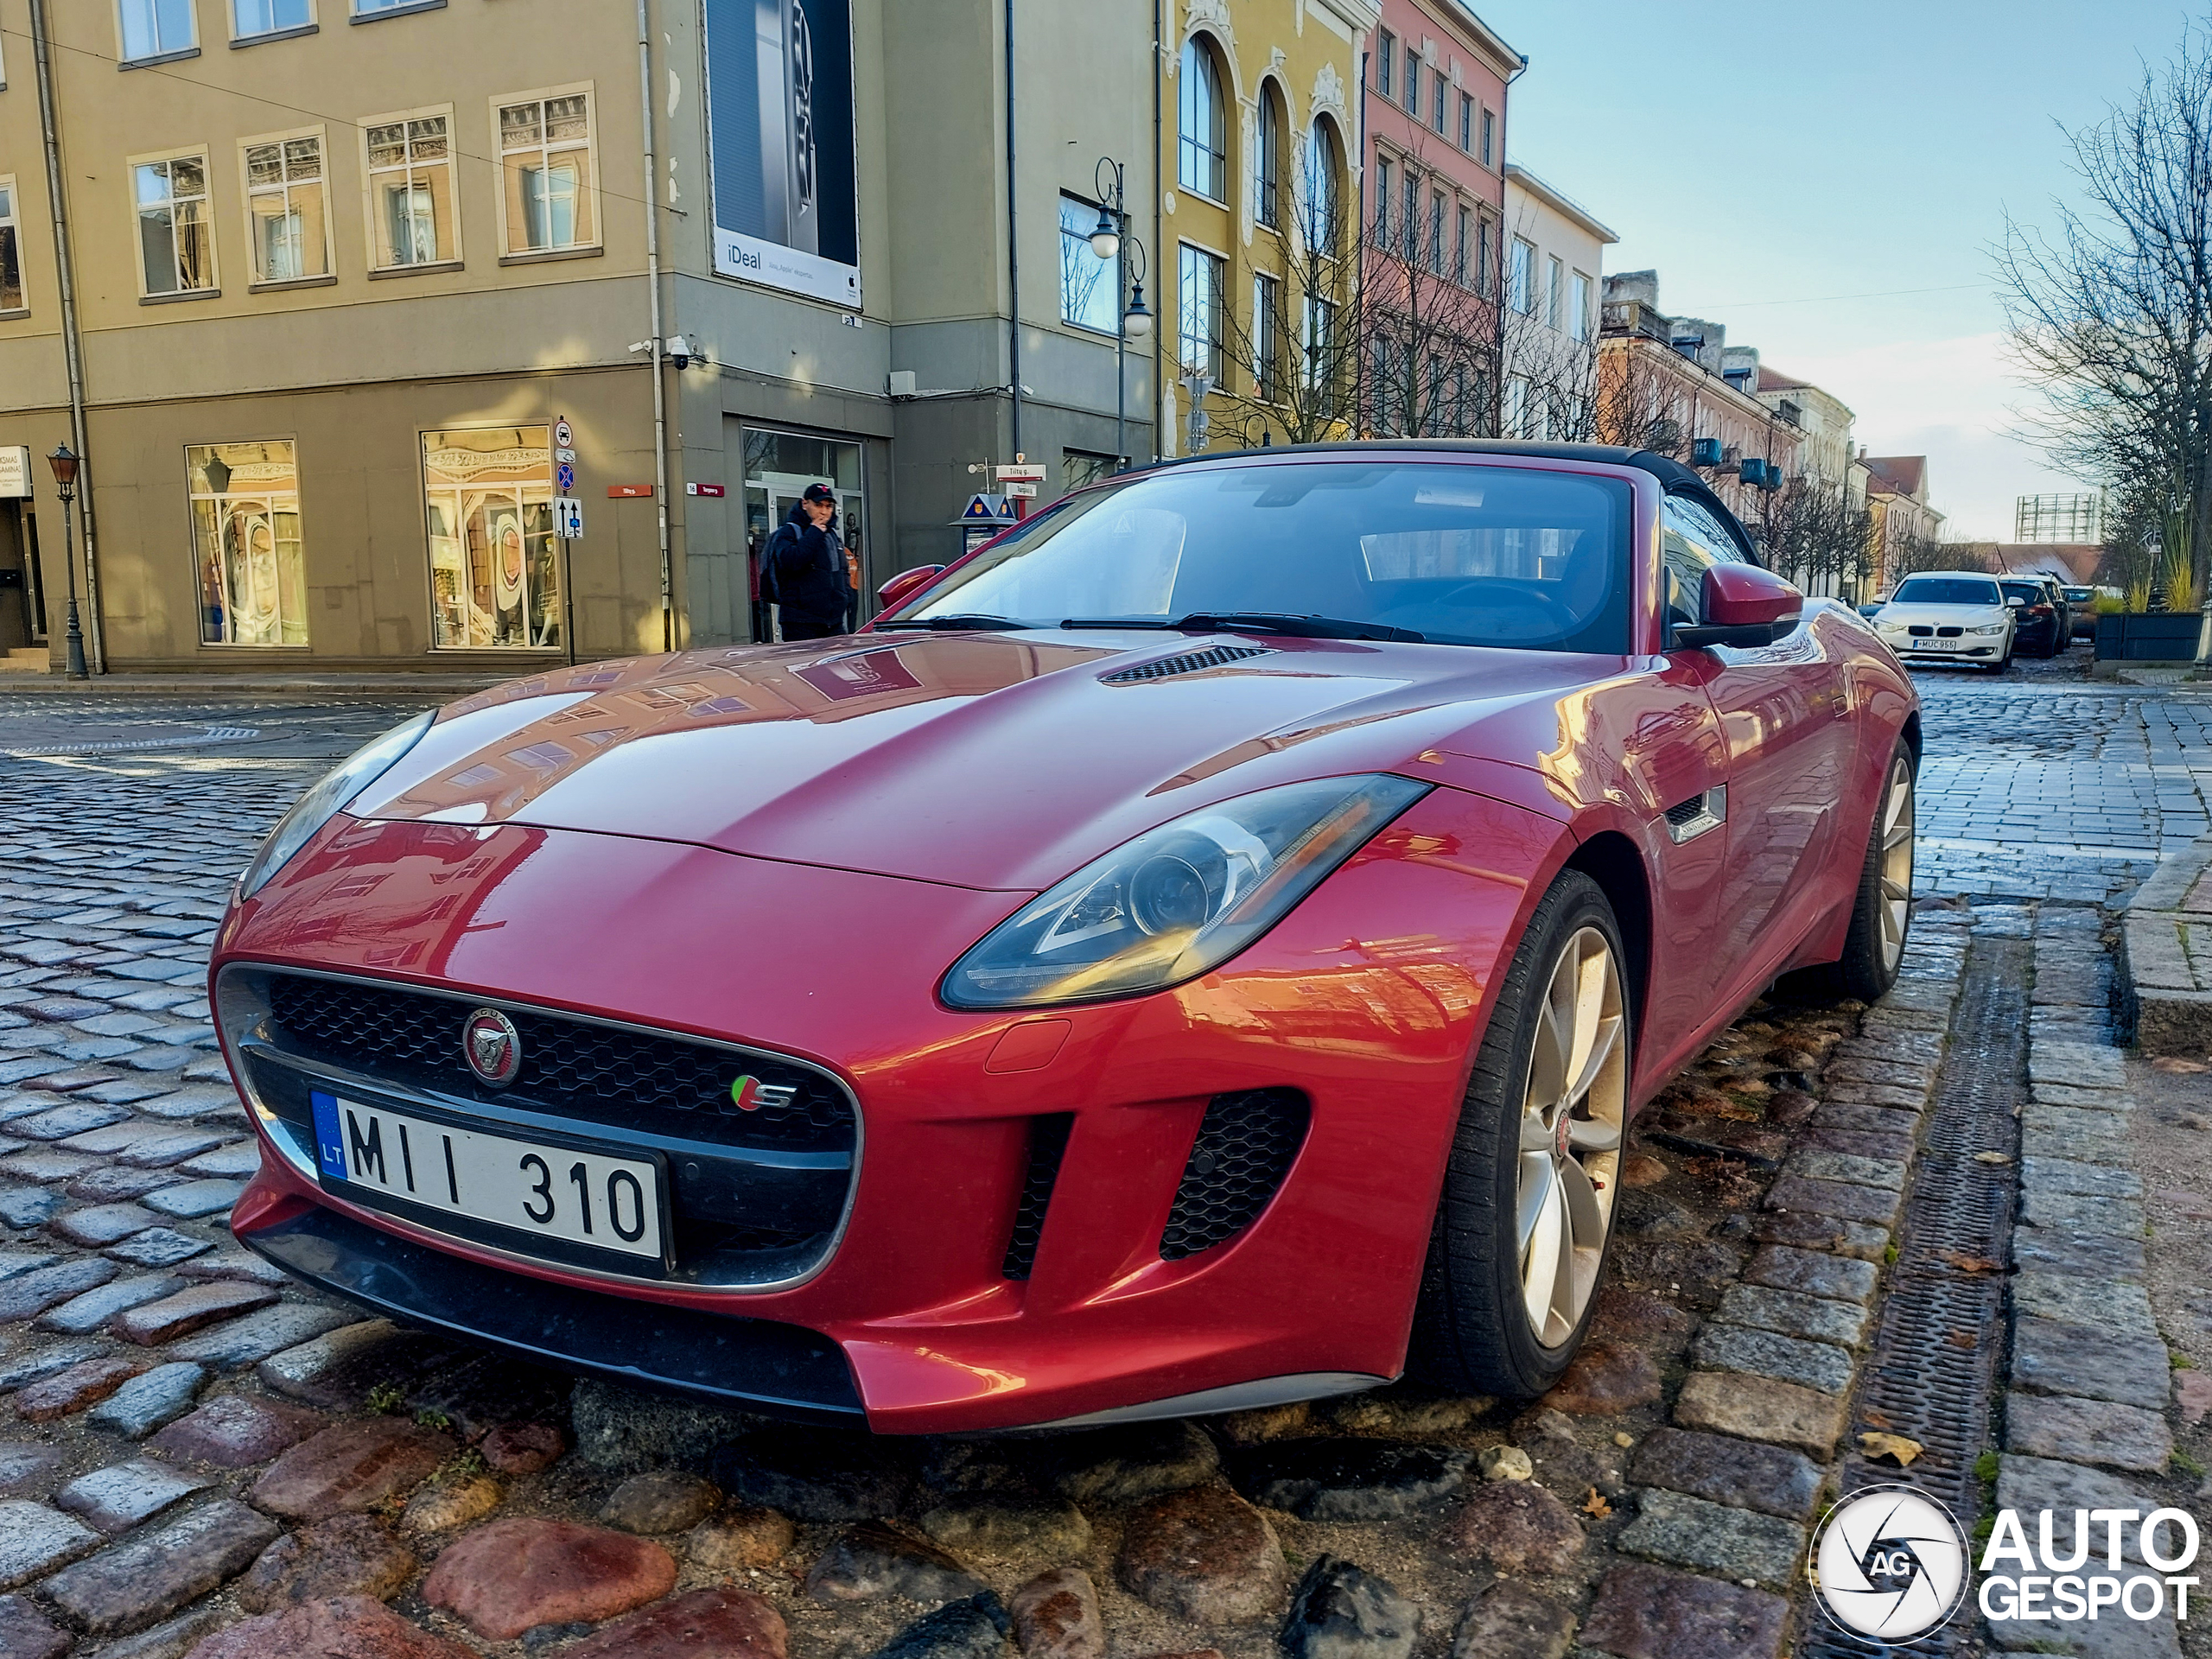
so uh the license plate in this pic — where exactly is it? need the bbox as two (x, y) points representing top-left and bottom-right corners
(1910, 638), (1959, 652)
(310, 1091), (664, 1260)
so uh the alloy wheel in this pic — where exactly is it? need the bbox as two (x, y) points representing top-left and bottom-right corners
(1515, 926), (1626, 1348)
(1878, 754), (1916, 972)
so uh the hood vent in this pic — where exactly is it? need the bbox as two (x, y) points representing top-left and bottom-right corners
(1100, 645), (1275, 684)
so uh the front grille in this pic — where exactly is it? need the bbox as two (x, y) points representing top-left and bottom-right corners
(1908, 626), (1932, 637)
(264, 973), (853, 1154)
(1160, 1088), (1309, 1260)
(1936, 626), (1964, 638)
(1001, 1114), (1073, 1281)
(1101, 645), (1274, 683)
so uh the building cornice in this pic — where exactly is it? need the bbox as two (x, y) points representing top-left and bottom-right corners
(1310, 0), (1384, 41)
(1505, 164), (1618, 245)
(1427, 0), (1523, 81)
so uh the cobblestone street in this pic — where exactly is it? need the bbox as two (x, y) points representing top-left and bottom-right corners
(0, 671), (2204, 1659)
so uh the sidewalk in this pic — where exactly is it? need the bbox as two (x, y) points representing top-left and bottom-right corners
(2120, 836), (2212, 1052)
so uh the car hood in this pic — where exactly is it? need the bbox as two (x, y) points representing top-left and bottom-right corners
(1875, 603), (2010, 627)
(346, 631), (1609, 891)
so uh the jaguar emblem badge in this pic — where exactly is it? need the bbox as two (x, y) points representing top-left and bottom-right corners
(462, 1008), (522, 1087)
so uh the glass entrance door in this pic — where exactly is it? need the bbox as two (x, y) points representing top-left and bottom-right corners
(741, 429), (865, 642)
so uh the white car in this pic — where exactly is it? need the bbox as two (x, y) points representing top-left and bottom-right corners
(1873, 573), (2017, 674)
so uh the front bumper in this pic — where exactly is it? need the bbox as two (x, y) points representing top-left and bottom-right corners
(217, 790), (1546, 1432)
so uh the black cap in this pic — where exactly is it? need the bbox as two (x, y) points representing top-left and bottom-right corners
(801, 482), (836, 505)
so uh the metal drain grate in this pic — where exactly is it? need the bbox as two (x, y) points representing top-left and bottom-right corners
(1797, 933), (2027, 1659)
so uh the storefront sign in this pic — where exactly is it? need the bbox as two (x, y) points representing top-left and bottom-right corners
(686, 482), (728, 498)
(704, 0), (861, 308)
(607, 485), (655, 499)
(0, 448), (31, 499)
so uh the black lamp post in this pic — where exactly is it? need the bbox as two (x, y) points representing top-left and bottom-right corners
(1092, 158), (1153, 473)
(46, 444), (87, 680)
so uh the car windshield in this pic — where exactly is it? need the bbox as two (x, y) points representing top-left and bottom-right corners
(1891, 576), (2002, 606)
(2001, 581), (2046, 604)
(899, 461), (1636, 652)
(2063, 588), (2094, 601)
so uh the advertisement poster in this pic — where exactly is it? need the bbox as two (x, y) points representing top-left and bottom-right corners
(703, 0), (861, 308)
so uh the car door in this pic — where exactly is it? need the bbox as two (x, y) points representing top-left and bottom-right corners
(1662, 493), (1853, 995)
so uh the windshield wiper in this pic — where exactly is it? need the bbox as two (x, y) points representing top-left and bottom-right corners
(1059, 613), (1424, 641)
(874, 613), (1029, 632)
(1173, 612), (1427, 642)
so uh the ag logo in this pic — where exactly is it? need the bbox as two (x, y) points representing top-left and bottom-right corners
(461, 1007), (522, 1088)
(1810, 1484), (1969, 1640)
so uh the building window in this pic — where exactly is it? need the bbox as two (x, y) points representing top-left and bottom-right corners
(190, 442), (306, 646)
(353, 0), (423, 14)
(423, 427), (561, 650)
(497, 91), (597, 254)
(1178, 243), (1224, 383)
(1373, 156), (1390, 244)
(1375, 30), (1393, 96)
(0, 180), (22, 313)
(233, 0), (311, 37)
(1510, 237), (1534, 314)
(1064, 451), (1117, 493)
(243, 134), (329, 283)
(1459, 92), (1473, 152)
(365, 111), (457, 269)
(1454, 204), (1470, 286)
(1429, 193), (1445, 276)
(1058, 194), (1117, 334)
(1179, 39), (1227, 202)
(1302, 292), (1336, 395)
(1305, 120), (1342, 255)
(1433, 72), (1448, 135)
(1403, 51), (1419, 118)
(1254, 271), (1282, 401)
(1547, 255), (1563, 328)
(1477, 215), (1494, 297)
(1571, 270), (1592, 342)
(134, 153), (215, 296)
(1256, 90), (1282, 230)
(119, 0), (195, 60)
(1401, 171), (1417, 264)
(1505, 375), (1530, 439)
(1481, 108), (1495, 167)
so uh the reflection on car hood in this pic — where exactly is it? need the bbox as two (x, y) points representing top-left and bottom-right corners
(344, 632), (1611, 891)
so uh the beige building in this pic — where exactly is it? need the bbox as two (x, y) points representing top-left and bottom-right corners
(1499, 163), (1612, 440)
(0, 0), (1158, 675)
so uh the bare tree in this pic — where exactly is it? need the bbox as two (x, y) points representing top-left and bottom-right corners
(1886, 534), (1993, 582)
(1999, 20), (2212, 597)
(1206, 137), (1362, 448)
(1763, 478), (1875, 597)
(1592, 334), (1694, 456)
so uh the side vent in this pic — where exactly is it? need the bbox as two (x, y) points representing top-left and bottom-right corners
(1101, 645), (1274, 684)
(1160, 1088), (1309, 1260)
(1001, 1113), (1074, 1280)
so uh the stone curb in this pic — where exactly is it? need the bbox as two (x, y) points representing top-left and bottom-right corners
(2120, 831), (2212, 1053)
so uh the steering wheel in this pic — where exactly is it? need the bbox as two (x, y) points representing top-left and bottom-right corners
(1432, 580), (1578, 630)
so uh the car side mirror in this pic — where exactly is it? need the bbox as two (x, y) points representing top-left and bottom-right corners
(876, 564), (944, 613)
(1675, 564), (1803, 649)
(2005, 595), (2027, 607)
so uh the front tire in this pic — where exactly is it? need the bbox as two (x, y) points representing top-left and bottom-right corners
(1409, 872), (1630, 1398)
(1788, 740), (1916, 1002)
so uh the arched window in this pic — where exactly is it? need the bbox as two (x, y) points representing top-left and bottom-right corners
(1256, 83), (1284, 228)
(1179, 38), (1227, 201)
(1303, 118), (1343, 254)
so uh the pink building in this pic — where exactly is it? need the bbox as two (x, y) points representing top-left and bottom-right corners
(1361, 0), (1522, 435)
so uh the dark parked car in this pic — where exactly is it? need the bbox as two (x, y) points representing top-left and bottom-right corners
(1999, 579), (2065, 657)
(2063, 587), (2098, 639)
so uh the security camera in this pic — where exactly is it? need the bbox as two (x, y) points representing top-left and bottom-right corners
(666, 335), (694, 372)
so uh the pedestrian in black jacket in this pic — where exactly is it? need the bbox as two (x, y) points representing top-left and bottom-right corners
(764, 484), (852, 639)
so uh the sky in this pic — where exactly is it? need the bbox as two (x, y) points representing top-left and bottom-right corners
(1473, 0), (2200, 541)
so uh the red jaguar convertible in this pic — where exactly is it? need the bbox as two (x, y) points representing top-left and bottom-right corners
(214, 442), (1918, 1433)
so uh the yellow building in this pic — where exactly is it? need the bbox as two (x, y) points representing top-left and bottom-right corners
(1154, 0), (1376, 459)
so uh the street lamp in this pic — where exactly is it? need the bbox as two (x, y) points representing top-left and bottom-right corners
(1092, 157), (1152, 471)
(46, 444), (87, 680)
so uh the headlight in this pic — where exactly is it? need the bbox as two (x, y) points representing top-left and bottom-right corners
(1968, 622), (2008, 636)
(238, 712), (435, 898)
(943, 774), (1431, 1010)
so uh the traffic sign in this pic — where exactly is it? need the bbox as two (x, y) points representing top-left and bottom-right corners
(556, 461), (575, 493)
(556, 448), (577, 465)
(554, 498), (584, 539)
(553, 417), (573, 448)
(995, 464), (1046, 483)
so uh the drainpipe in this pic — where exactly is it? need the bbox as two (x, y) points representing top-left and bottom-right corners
(1492, 52), (1527, 439)
(1004, 0), (1021, 461)
(1152, 0), (1164, 461)
(29, 0), (102, 674)
(639, 0), (674, 650)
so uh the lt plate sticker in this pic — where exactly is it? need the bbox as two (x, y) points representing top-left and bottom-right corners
(308, 1090), (664, 1259)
